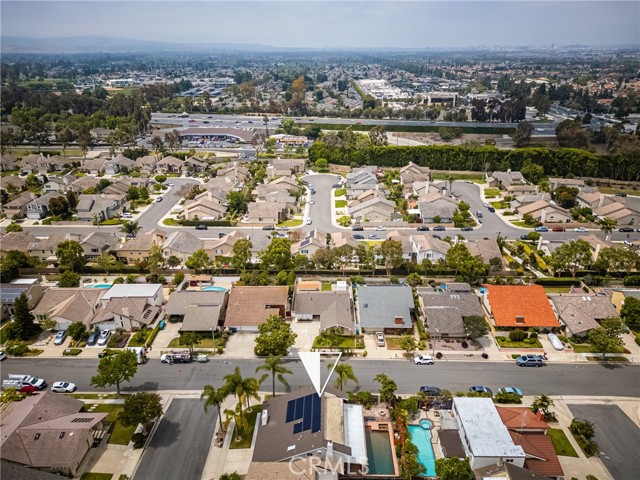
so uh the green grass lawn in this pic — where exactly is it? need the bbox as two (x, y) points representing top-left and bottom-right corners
(548, 429), (579, 457)
(80, 473), (113, 480)
(90, 404), (136, 445)
(321, 282), (332, 291)
(384, 337), (406, 350)
(229, 405), (261, 449)
(510, 220), (529, 227)
(277, 218), (303, 227)
(543, 286), (571, 293)
(598, 187), (640, 197)
(571, 433), (596, 458)
(313, 335), (364, 349)
(167, 337), (218, 348)
(335, 200), (347, 208)
(162, 218), (181, 226)
(69, 393), (121, 400)
(432, 173), (485, 183)
(491, 201), (511, 209)
(100, 218), (122, 225)
(495, 336), (543, 348)
(335, 188), (347, 197)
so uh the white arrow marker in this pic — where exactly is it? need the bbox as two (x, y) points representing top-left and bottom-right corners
(299, 351), (342, 397)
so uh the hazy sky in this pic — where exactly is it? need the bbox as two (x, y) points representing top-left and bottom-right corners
(2, 1), (638, 48)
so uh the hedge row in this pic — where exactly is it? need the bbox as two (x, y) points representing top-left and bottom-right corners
(624, 275), (640, 286)
(308, 142), (640, 182)
(181, 220), (236, 227)
(534, 277), (582, 286)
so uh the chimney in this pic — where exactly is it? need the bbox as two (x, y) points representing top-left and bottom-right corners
(535, 409), (544, 421)
(394, 316), (403, 325)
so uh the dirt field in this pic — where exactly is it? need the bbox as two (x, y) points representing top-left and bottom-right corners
(393, 132), (501, 146)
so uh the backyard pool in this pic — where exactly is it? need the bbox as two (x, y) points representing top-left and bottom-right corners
(408, 419), (437, 477)
(87, 284), (111, 289)
(364, 428), (395, 475)
(201, 286), (228, 292)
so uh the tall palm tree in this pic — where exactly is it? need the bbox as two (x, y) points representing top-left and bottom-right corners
(223, 367), (261, 411)
(598, 217), (616, 241)
(224, 403), (248, 442)
(201, 384), (228, 432)
(119, 221), (141, 236)
(530, 394), (554, 416)
(328, 362), (359, 391)
(256, 355), (292, 397)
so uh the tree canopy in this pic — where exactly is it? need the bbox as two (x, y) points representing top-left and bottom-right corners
(90, 350), (138, 395)
(254, 314), (297, 357)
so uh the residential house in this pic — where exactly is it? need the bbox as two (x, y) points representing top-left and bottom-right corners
(465, 239), (503, 267)
(264, 191), (296, 207)
(162, 231), (204, 262)
(356, 285), (414, 334)
(291, 229), (328, 257)
(217, 163), (249, 183)
(0, 153), (19, 171)
(506, 184), (538, 196)
(345, 167), (377, 188)
(20, 154), (44, 174)
(165, 290), (228, 332)
(269, 175), (299, 191)
(266, 158), (306, 178)
(28, 233), (83, 262)
(75, 194), (124, 222)
(155, 155), (184, 174)
(516, 200), (572, 224)
(594, 201), (638, 226)
(412, 234), (451, 263)
(25, 192), (64, 220)
(418, 193), (459, 223)
(348, 191), (396, 223)
(2, 191), (36, 219)
(42, 174), (74, 193)
(331, 231), (359, 250)
(33, 288), (105, 330)
(80, 158), (107, 175)
(578, 234), (619, 261)
(250, 387), (370, 475)
(90, 284), (163, 331)
(203, 230), (248, 260)
(400, 162), (432, 184)
(0, 175), (26, 193)
(35, 155), (70, 174)
(486, 170), (525, 189)
(81, 232), (120, 260)
(225, 286), (289, 332)
(247, 202), (288, 224)
(0, 392), (107, 477)
(0, 281), (44, 321)
(134, 155), (158, 174)
(68, 175), (100, 194)
(386, 230), (414, 261)
(204, 176), (237, 194)
(482, 285), (560, 330)
(104, 154), (135, 175)
(511, 193), (551, 210)
(548, 291), (619, 337)
(548, 177), (585, 192)
(0, 231), (39, 255)
(180, 193), (227, 221)
(102, 177), (146, 196)
(90, 127), (111, 140)
(115, 229), (167, 264)
(293, 288), (355, 334)
(418, 284), (484, 339)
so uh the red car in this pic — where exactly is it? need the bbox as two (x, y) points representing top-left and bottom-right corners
(552, 227), (566, 232)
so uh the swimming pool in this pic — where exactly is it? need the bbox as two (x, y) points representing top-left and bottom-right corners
(364, 428), (395, 475)
(201, 286), (228, 292)
(87, 284), (111, 289)
(408, 419), (436, 477)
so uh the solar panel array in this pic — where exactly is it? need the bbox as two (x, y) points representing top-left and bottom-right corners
(0, 287), (26, 303)
(285, 393), (321, 434)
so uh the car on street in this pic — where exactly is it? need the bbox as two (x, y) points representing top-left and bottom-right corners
(376, 332), (385, 347)
(51, 381), (77, 393)
(262, 225), (275, 230)
(552, 227), (565, 232)
(352, 226), (364, 231)
(309, 200), (315, 205)
(483, 202), (491, 208)
(433, 226), (446, 231)
(369, 234), (380, 240)
(469, 385), (493, 395)
(375, 226), (386, 231)
(534, 226), (549, 232)
(574, 227), (588, 232)
(97, 330), (110, 346)
(414, 355), (435, 365)
(87, 331), (100, 346)
(416, 226), (429, 231)
(120, 212), (133, 219)
(218, 232), (226, 238)
(0, 351), (6, 361)
(277, 226), (289, 231)
(195, 224), (208, 230)
(156, 196), (163, 202)
(53, 331), (66, 346)
(352, 234), (365, 240)
(487, 206), (496, 213)
(306, 219), (312, 225)
(619, 227), (634, 233)
(520, 234), (531, 240)
(516, 355), (544, 367)
(496, 387), (523, 396)
(419, 386), (442, 396)
(624, 240), (633, 247)
(461, 226), (473, 232)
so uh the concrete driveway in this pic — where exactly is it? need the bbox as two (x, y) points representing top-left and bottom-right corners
(290, 320), (319, 352)
(134, 399), (217, 480)
(224, 331), (258, 358)
(567, 404), (640, 480)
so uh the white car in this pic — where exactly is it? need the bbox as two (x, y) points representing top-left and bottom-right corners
(166, 182), (174, 187)
(0, 351), (6, 361)
(414, 355), (435, 365)
(120, 212), (133, 219)
(277, 226), (289, 231)
(574, 227), (588, 232)
(97, 330), (110, 346)
(375, 226), (386, 231)
(624, 240), (633, 247)
(376, 332), (385, 347)
(51, 381), (77, 393)
(306, 219), (312, 225)
(309, 200), (315, 205)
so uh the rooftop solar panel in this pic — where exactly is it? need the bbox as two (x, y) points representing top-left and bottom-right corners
(311, 394), (321, 433)
(303, 395), (312, 430)
(286, 400), (295, 423)
(293, 422), (303, 434)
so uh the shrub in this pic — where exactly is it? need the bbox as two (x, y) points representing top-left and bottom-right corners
(529, 332), (538, 339)
(113, 277), (125, 284)
(5, 342), (29, 357)
(107, 331), (129, 348)
(363, 350), (368, 357)
(174, 272), (185, 285)
(435, 352), (443, 359)
(390, 275), (399, 284)
(624, 275), (640, 287)
(146, 324), (160, 347)
(535, 277), (581, 287)
(509, 330), (527, 341)
(461, 340), (468, 348)
(62, 348), (82, 356)
(217, 346), (223, 355)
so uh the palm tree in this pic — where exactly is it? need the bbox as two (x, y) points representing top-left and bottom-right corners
(223, 367), (261, 411)
(598, 217), (616, 241)
(256, 355), (292, 397)
(120, 221), (141, 236)
(224, 403), (248, 443)
(328, 362), (359, 391)
(201, 384), (228, 432)
(530, 394), (554, 416)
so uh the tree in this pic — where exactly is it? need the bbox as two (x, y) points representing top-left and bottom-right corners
(588, 318), (624, 357)
(400, 335), (418, 357)
(376, 239), (403, 276)
(521, 160), (545, 184)
(201, 384), (229, 432)
(446, 243), (487, 284)
(314, 158), (328, 172)
(56, 240), (85, 271)
(368, 125), (388, 146)
(48, 196), (70, 217)
(166, 255), (181, 268)
(150, 136), (165, 154)
(621, 297), (640, 325)
(96, 252), (117, 275)
(90, 350), (138, 395)
(552, 185), (579, 209)
(58, 270), (81, 287)
(435, 457), (474, 480)
(179, 332), (198, 356)
(119, 392), (163, 434)
(556, 119), (590, 149)
(224, 366), (261, 410)
(226, 191), (249, 216)
(231, 239), (252, 272)
(67, 322), (87, 342)
(259, 238), (292, 271)
(598, 217), (617, 240)
(513, 121), (533, 147)
(400, 439), (426, 479)
(550, 239), (592, 277)
(463, 316), (489, 340)
(256, 355), (292, 397)
(254, 314), (297, 357)
(5, 223), (23, 233)
(147, 244), (165, 277)
(185, 249), (212, 273)
(120, 221), (141, 236)
(530, 394), (555, 418)
(219, 473), (241, 480)
(330, 362), (359, 391)
(7, 293), (40, 341)
(595, 247), (639, 274)
(374, 373), (397, 406)
(311, 248), (336, 269)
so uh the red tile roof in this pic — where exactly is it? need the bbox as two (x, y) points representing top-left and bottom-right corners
(509, 432), (564, 478)
(496, 406), (549, 432)
(484, 285), (559, 328)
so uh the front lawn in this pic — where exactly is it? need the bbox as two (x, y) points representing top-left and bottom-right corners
(335, 188), (346, 197)
(80, 473), (114, 480)
(491, 201), (511, 209)
(432, 173), (484, 183)
(321, 282), (332, 291)
(384, 336), (406, 350)
(168, 337), (218, 348)
(100, 218), (121, 225)
(162, 218), (180, 226)
(509, 220), (528, 227)
(548, 428), (579, 457)
(569, 341), (626, 354)
(128, 329), (151, 347)
(335, 200), (347, 208)
(495, 336), (543, 348)
(229, 405), (261, 449)
(277, 218), (303, 227)
(543, 287), (571, 293)
(484, 188), (501, 198)
(90, 404), (136, 445)
(313, 334), (364, 349)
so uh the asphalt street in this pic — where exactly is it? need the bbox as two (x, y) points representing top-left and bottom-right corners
(133, 399), (218, 480)
(4, 358), (640, 398)
(567, 404), (640, 480)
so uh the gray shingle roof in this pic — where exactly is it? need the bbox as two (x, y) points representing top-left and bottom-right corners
(356, 285), (414, 329)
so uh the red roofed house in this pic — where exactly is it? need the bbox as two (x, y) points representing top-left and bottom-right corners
(482, 285), (560, 330)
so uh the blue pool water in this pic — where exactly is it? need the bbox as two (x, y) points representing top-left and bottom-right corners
(201, 286), (228, 292)
(408, 419), (437, 477)
(88, 284), (111, 289)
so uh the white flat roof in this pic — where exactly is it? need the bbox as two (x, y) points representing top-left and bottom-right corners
(343, 403), (367, 462)
(101, 284), (162, 300)
(454, 397), (525, 459)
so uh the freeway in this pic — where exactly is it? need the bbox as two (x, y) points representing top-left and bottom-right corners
(3, 357), (639, 397)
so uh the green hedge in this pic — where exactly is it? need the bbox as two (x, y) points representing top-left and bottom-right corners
(535, 277), (581, 287)
(145, 324), (160, 348)
(63, 348), (82, 356)
(181, 220), (236, 227)
(624, 275), (640, 286)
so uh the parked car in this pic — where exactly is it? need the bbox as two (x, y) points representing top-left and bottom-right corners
(376, 332), (385, 347)
(352, 234), (365, 240)
(375, 226), (386, 231)
(309, 200), (315, 205)
(496, 387), (523, 396)
(156, 196), (163, 202)
(97, 330), (110, 346)
(416, 226), (429, 231)
(218, 232), (226, 238)
(369, 234), (380, 240)
(419, 386), (442, 396)
(619, 227), (634, 233)
(414, 355), (435, 365)
(534, 226), (549, 232)
(461, 226), (473, 232)
(53, 331), (66, 346)
(277, 226), (289, 231)
(574, 227), (588, 232)
(0, 351), (6, 361)
(306, 219), (312, 225)
(482, 202), (491, 208)
(166, 182), (174, 187)
(520, 234), (530, 240)
(262, 225), (275, 230)
(195, 224), (208, 230)
(548, 333), (564, 350)
(120, 212), (133, 219)
(433, 226), (446, 232)
(469, 385), (493, 395)
(487, 207), (496, 213)
(552, 227), (565, 232)
(352, 226), (364, 231)
(516, 355), (544, 367)
(87, 331), (100, 346)
(623, 240), (633, 247)
(51, 381), (77, 393)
